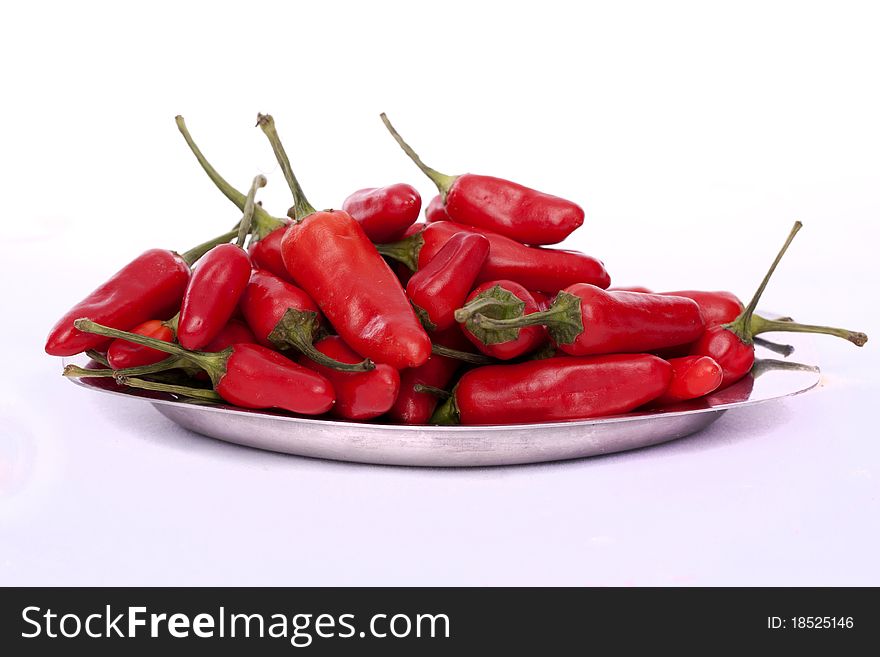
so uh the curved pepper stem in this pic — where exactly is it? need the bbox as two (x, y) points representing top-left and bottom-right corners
(430, 343), (494, 365)
(85, 350), (110, 367)
(379, 113), (458, 199)
(237, 175), (268, 247)
(454, 296), (521, 325)
(256, 113), (317, 223)
(116, 376), (223, 402)
(413, 384), (452, 399)
(180, 226), (240, 266)
(724, 222), (868, 348)
(73, 319), (228, 386)
(175, 115), (285, 239)
(63, 356), (190, 380)
(471, 291), (584, 346)
(267, 308), (375, 372)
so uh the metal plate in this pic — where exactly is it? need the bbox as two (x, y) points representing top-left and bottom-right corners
(66, 337), (821, 467)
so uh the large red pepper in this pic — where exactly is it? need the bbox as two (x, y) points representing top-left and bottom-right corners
(454, 280), (546, 360)
(431, 355), (672, 425)
(74, 319), (335, 414)
(691, 222), (868, 389)
(298, 336), (400, 420)
(177, 175), (266, 350)
(425, 195), (449, 223)
(342, 184), (421, 243)
(376, 221), (610, 293)
(239, 270), (373, 372)
(473, 284), (705, 356)
(655, 356), (723, 405)
(406, 232), (489, 331)
(257, 114), (431, 370)
(44, 224), (239, 357)
(380, 114), (584, 245)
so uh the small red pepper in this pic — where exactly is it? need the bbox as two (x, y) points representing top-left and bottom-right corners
(299, 336), (400, 420)
(662, 290), (743, 327)
(381, 114), (584, 245)
(177, 176), (266, 350)
(529, 290), (553, 311)
(454, 280), (546, 360)
(406, 232), (490, 331)
(425, 195), (449, 223)
(249, 222), (296, 283)
(106, 318), (176, 369)
(376, 221), (610, 293)
(240, 270), (372, 372)
(431, 355), (673, 425)
(203, 319), (257, 352)
(386, 326), (468, 425)
(691, 222), (868, 389)
(342, 184), (421, 243)
(44, 222), (239, 357)
(656, 356), (724, 404)
(257, 114), (431, 370)
(74, 319), (335, 414)
(472, 285), (705, 357)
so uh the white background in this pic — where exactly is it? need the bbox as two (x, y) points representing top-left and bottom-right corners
(1, 1), (878, 585)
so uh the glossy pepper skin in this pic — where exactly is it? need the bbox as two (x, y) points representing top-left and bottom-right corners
(203, 319), (256, 352)
(342, 184), (421, 243)
(457, 280), (546, 360)
(406, 232), (490, 330)
(177, 243), (252, 350)
(435, 355), (672, 425)
(476, 285), (705, 357)
(299, 336), (400, 420)
(281, 211), (432, 369)
(376, 221), (610, 293)
(107, 319), (175, 369)
(425, 195), (449, 223)
(380, 114), (583, 245)
(249, 225), (296, 283)
(388, 354), (460, 424)
(656, 355), (723, 404)
(662, 290), (743, 327)
(45, 249), (190, 356)
(240, 270), (320, 347)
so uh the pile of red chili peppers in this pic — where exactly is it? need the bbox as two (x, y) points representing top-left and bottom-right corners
(48, 113), (869, 426)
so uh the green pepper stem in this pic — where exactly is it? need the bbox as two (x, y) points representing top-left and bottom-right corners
(430, 343), (493, 365)
(63, 356), (188, 379)
(116, 376), (223, 402)
(726, 222), (802, 342)
(237, 175), (267, 247)
(454, 297), (518, 324)
(175, 115), (284, 238)
(85, 350), (110, 367)
(752, 336), (794, 357)
(379, 113), (458, 198)
(473, 306), (566, 331)
(180, 226), (240, 266)
(374, 232), (424, 272)
(751, 316), (868, 347)
(73, 319), (228, 384)
(413, 384), (451, 399)
(256, 113), (317, 222)
(429, 394), (460, 425)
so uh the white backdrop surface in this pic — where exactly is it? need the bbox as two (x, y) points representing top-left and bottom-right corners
(1, 1), (877, 585)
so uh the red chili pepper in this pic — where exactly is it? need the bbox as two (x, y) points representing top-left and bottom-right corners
(44, 222), (238, 357)
(106, 318), (176, 369)
(609, 286), (653, 294)
(431, 355), (672, 425)
(203, 319), (256, 352)
(257, 114), (431, 370)
(386, 326), (468, 425)
(692, 223), (867, 388)
(380, 114), (584, 245)
(74, 319), (335, 414)
(177, 176), (266, 350)
(425, 195), (449, 223)
(248, 223), (296, 283)
(406, 232), (490, 331)
(472, 284), (705, 357)
(298, 336), (400, 420)
(376, 221), (610, 293)
(656, 356), (723, 404)
(529, 290), (553, 311)
(342, 184), (421, 243)
(454, 280), (546, 360)
(240, 269), (373, 371)
(662, 290), (743, 327)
